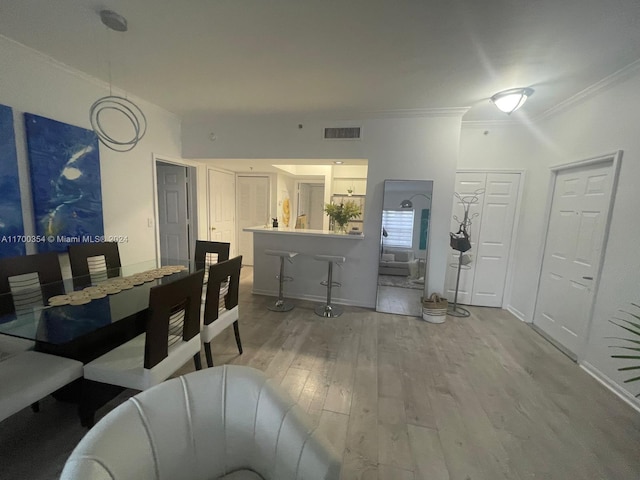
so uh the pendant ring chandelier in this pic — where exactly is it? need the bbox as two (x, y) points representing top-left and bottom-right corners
(89, 10), (147, 153)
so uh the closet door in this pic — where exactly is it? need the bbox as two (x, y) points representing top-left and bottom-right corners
(445, 173), (487, 304)
(445, 172), (521, 308)
(471, 173), (520, 307)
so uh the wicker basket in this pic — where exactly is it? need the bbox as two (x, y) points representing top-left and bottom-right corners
(422, 293), (448, 323)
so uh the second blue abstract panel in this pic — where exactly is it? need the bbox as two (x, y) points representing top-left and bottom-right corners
(25, 113), (104, 253)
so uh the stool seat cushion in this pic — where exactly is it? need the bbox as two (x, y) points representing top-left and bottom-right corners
(0, 351), (83, 421)
(264, 250), (298, 258)
(314, 255), (345, 264)
(83, 333), (201, 391)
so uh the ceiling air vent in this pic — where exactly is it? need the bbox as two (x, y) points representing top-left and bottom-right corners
(323, 126), (362, 140)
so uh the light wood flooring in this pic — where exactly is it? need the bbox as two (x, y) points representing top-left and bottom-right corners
(2, 267), (640, 479)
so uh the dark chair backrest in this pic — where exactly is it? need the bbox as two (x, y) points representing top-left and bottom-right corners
(0, 252), (64, 315)
(144, 270), (205, 369)
(194, 241), (230, 271)
(203, 256), (242, 326)
(68, 242), (121, 289)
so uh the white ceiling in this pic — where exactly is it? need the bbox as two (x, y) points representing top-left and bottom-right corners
(1, 0), (639, 122)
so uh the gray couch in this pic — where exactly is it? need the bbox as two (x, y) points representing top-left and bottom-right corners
(379, 247), (416, 276)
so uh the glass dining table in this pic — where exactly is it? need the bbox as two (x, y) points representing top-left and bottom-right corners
(0, 258), (202, 363)
(0, 257), (208, 426)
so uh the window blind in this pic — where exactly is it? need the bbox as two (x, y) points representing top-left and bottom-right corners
(382, 210), (414, 248)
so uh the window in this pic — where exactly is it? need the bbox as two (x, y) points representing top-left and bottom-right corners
(382, 210), (414, 248)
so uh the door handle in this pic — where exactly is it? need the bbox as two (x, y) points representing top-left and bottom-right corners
(211, 227), (216, 231)
(582, 276), (593, 280)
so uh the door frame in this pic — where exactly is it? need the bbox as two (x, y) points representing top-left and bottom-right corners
(531, 151), (622, 361)
(151, 154), (200, 263)
(206, 166), (236, 254)
(293, 179), (326, 229)
(455, 169), (526, 310)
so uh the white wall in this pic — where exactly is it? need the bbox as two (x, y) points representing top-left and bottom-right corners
(0, 36), (182, 265)
(183, 112), (464, 305)
(459, 66), (640, 404)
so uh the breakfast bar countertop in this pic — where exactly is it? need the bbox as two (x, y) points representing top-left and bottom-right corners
(243, 226), (364, 239)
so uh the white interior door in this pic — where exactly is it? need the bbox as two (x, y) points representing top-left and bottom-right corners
(156, 163), (189, 262)
(471, 173), (520, 307)
(237, 176), (270, 266)
(533, 160), (615, 356)
(208, 169), (236, 255)
(445, 172), (486, 304)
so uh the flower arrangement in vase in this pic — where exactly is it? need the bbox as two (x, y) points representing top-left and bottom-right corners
(324, 200), (362, 233)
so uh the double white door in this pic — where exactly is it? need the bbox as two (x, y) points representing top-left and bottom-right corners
(445, 172), (521, 308)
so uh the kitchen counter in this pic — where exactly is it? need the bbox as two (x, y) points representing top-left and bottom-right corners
(244, 226), (368, 307)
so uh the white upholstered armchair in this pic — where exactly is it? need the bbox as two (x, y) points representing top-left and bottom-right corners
(60, 365), (341, 480)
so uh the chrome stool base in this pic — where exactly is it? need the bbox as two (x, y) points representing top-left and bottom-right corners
(268, 299), (295, 312)
(314, 304), (343, 318)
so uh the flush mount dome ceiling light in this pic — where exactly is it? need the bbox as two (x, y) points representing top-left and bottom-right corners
(490, 87), (534, 114)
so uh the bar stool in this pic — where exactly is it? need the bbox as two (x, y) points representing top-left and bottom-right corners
(314, 255), (345, 318)
(264, 250), (298, 312)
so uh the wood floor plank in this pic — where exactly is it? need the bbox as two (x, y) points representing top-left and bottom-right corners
(317, 410), (350, 458)
(407, 424), (449, 480)
(324, 321), (361, 415)
(279, 367), (310, 402)
(342, 314), (378, 480)
(377, 464), (414, 480)
(377, 396), (413, 471)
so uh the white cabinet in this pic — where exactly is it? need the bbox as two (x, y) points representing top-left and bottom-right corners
(445, 172), (521, 307)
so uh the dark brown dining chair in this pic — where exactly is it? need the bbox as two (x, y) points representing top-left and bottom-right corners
(194, 240), (230, 269)
(201, 255), (243, 367)
(82, 269), (205, 426)
(68, 242), (121, 289)
(0, 252), (64, 318)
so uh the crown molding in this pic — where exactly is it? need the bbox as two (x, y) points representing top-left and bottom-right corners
(461, 119), (523, 128)
(0, 34), (180, 120)
(462, 58), (640, 128)
(361, 107), (471, 119)
(534, 58), (640, 122)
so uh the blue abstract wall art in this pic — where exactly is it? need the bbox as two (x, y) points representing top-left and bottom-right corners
(25, 113), (104, 253)
(0, 104), (26, 258)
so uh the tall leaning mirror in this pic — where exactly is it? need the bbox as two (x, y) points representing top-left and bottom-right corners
(376, 180), (433, 316)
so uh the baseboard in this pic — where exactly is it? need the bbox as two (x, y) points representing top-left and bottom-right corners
(580, 361), (640, 414)
(506, 305), (528, 322)
(530, 324), (578, 361)
(251, 288), (373, 309)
